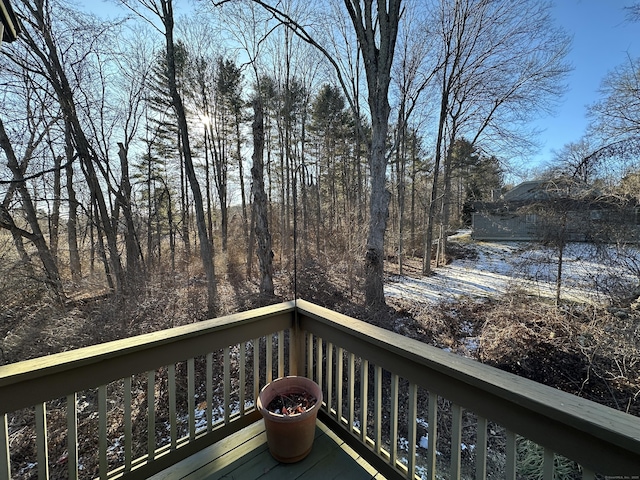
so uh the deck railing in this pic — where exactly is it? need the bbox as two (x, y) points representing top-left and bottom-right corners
(0, 300), (639, 479)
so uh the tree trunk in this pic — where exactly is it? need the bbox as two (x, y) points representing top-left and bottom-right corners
(300, 112), (309, 254)
(423, 74), (449, 275)
(50, 155), (61, 261)
(0, 117), (63, 297)
(65, 152), (81, 282)
(91, 194), (113, 291)
(247, 206), (256, 279)
(556, 243), (564, 306)
(117, 143), (142, 281)
(410, 132), (417, 254)
(212, 129), (228, 253)
(438, 141), (454, 267)
(315, 154), (322, 257)
(396, 100), (407, 276)
(162, 0), (217, 315)
(89, 201), (95, 274)
(179, 132), (191, 261)
(11, 229), (35, 274)
(2, 180), (34, 275)
(166, 186), (175, 273)
(365, 112), (392, 306)
(80, 149), (124, 292)
(344, 0), (401, 307)
(204, 127), (214, 249)
(146, 141), (153, 268)
(251, 99), (274, 296)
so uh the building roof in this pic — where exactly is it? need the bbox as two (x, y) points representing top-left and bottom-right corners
(502, 180), (546, 201)
(1, 0), (21, 44)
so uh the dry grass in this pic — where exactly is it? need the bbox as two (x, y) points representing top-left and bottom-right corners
(395, 289), (640, 416)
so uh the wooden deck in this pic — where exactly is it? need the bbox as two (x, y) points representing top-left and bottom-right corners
(149, 419), (383, 480)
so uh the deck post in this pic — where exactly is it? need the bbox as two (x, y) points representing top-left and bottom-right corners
(290, 307), (305, 376)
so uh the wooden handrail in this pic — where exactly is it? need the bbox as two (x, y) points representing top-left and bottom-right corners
(0, 301), (295, 415)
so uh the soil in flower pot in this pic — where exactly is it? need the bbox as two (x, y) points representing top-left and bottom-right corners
(266, 391), (317, 415)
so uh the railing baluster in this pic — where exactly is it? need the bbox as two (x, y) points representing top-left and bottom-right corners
(253, 338), (260, 399)
(147, 371), (155, 461)
(1, 414), (10, 479)
(327, 342), (334, 415)
(289, 327), (295, 376)
(35, 402), (49, 480)
(427, 392), (438, 480)
(99, 384), (107, 479)
(390, 373), (398, 468)
(124, 376), (132, 472)
(475, 415), (487, 480)
(337, 347), (344, 423)
(168, 364), (177, 447)
(348, 352), (355, 433)
(408, 382), (417, 480)
(506, 429), (516, 480)
(66, 393), (78, 479)
(451, 403), (462, 480)
(307, 333), (313, 378)
(278, 331), (285, 378)
(360, 359), (368, 442)
(240, 343), (246, 415)
(543, 447), (554, 480)
(316, 336), (323, 389)
(188, 358), (195, 439)
(374, 366), (382, 455)
(266, 334), (273, 383)
(206, 354), (213, 431)
(223, 347), (230, 424)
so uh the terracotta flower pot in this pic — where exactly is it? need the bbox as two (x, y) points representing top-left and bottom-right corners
(257, 376), (323, 463)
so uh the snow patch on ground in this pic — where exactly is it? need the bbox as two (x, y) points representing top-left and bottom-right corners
(385, 233), (639, 305)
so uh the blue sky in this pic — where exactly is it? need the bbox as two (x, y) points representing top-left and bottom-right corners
(530, 0), (639, 167)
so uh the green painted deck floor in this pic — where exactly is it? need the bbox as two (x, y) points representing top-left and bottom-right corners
(149, 420), (384, 480)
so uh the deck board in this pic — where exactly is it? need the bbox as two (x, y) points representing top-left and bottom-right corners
(150, 420), (381, 480)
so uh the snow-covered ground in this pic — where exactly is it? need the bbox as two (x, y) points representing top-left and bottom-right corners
(385, 231), (640, 305)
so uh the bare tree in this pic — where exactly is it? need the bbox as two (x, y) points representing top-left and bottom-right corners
(549, 139), (600, 184)
(588, 56), (640, 148)
(342, 0), (401, 307)
(217, 0), (401, 306)
(0, 117), (64, 297)
(109, 27), (158, 283)
(12, 0), (127, 293)
(389, 3), (435, 275)
(64, 118), (82, 282)
(625, 3), (640, 21)
(424, 0), (570, 274)
(120, 0), (218, 314)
